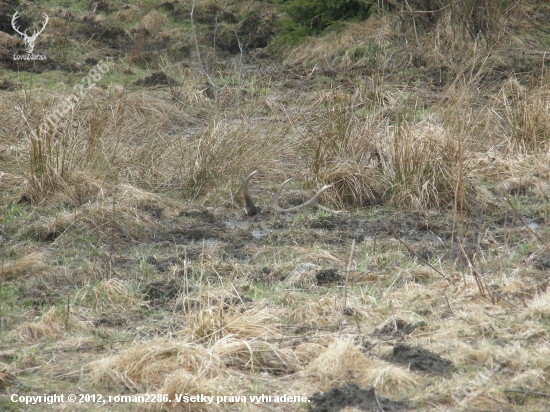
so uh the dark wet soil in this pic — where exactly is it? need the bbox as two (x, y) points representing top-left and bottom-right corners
(374, 319), (421, 338)
(386, 343), (454, 376)
(141, 279), (182, 301)
(315, 268), (341, 285)
(134, 71), (177, 87)
(310, 383), (409, 412)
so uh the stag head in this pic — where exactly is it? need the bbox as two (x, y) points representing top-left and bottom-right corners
(11, 11), (49, 54)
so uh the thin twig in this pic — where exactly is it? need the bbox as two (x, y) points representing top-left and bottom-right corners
(505, 197), (550, 256)
(340, 239), (356, 338)
(65, 294), (70, 331)
(386, 225), (452, 284)
(456, 238), (519, 309)
(504, 390), (550, 397)
(190, 0), (216, 90)
(444, 295), (454, 315)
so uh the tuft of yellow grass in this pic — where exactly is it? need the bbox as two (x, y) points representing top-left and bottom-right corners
(521, 291), (550, 322)
(0, 252), (45, 280)
(17, 306), (89, 342)
(75, 279), (147, 311)
(150, 373), (232, 411)
(305, 339), (417, 393)
(0, 172), (25, 189)
(182, 294), (278, 342)
(214, 338), (300, 374)
(25, 198), (153, 242)
(137, 11), (169, 34)
(90, 340), (224, 391)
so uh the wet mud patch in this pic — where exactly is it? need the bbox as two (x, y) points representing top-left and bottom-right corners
(156, 210), (255, 245)
(315, 268), (341, 285)
(134, 71), (177, 87)
(386, 343), (454, 376)
(74, 21), (129, 50)
(141, 279), (183, 302)
(309, 214), (338, 229)
(373, 319), (421, 338)
(310, 383), (409, 412)
(251, 266), (286, 284)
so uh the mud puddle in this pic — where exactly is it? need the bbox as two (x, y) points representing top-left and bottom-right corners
(310, 382), (410, 411)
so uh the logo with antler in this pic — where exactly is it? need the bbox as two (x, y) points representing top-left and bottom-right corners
(11, 11), (49, 55)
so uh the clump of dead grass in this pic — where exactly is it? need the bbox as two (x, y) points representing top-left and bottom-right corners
(521, 291), (550, 322)
(304, 339), (417, 393)
(0, 172), (25, 190)
(499, 76), (550, 151)
(150, 373), (231, 411)
(17, 306), (89, 342)
(214, 338), (300, 374)
(288, 294), (378, 329)
(181, 117), (294, 196)
(24, 194), (154, 242)
(182, 298), (278, 343)
(75, 278), (147, 311)
(137, 10), (169, 34)
(90, 340), (224, 391)
(0, 252), (45, 281)
(379, 119), (466, 210)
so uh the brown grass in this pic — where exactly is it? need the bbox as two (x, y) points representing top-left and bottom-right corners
(0, 252), (45, 280)
(137, 11), (169, 34)
(17, 306), (90, 342)
(90, 340), (224, 390)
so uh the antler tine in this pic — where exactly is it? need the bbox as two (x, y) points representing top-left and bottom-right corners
(270, 178), (294, 212)
(271, 179), (341, 213)
(35, 13), (49, 37)
(303, 184), (341, 213)
(11, 12), (25, 37)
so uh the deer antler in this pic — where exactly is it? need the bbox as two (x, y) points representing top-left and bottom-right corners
(11, 12), (26, 37)
(11, 11), (49, 54)
(243, 171), (341, 215)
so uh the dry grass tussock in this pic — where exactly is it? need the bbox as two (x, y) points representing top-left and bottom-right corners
(287, 294), (379, 329)
(213, 338), (300, 374)
(304, 339), (417, 393)
(137, 10), (169, 34)
(24, 197), (152, 242)
(0, 90), (187, 202)
(521, 291), (550, 321)
(20, 178), (187, 242)
(74, 279), (148, 311)
(0, 88), (305, 205)
(497, 75), (550, 151)
(89, 337), (302, 411)
(182, 297), (278, 343)
(0, 252), (45, 280)
(285, 17), (387, 68)
(299, 89), (483, 209)
(180, 116), (295, 195)
(90, 340), (225, 391)
(0, 172), (25, 190)
(17, 306), (90, 342)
